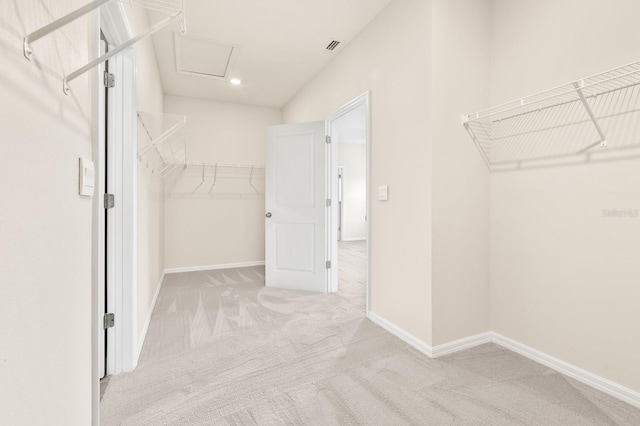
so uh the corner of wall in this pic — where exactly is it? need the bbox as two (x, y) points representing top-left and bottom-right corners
(429, 0), (492, 346)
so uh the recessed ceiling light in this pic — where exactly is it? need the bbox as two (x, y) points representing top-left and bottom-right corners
(230, 78), (242, 85)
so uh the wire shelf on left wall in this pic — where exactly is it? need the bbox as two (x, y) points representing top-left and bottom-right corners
(137, 112), (186, 177)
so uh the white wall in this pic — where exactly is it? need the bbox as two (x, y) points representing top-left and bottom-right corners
(490, 0), (640, 392)
(125, 7), (166, 352)
(283, 0), (434, 344)
(338, 143), (366, 241)
(0, 2), (93, 424)
(164, 96), (281, 270)
(430, 0), (491, 345)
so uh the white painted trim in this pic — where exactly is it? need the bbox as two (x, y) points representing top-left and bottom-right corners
(119, 43), (139, 374)
(367, 311), (433, 358)
(93, 4), (135, 423)
(165, 261), (266, 275)
(492, 333), (640, 409)
(136, 273), (165, 363)
(365, 313), (640, 408)
(100, 2), (132, 45)
(99, 5), (138, 375)
(326, 92), (371, 311)
(341, 237), (367, 242)
(364, 92), (371, 315)
(91, 9), (102, 426)
(431, 332), (493, 358)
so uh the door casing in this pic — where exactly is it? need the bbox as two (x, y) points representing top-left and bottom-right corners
(326, 92), (371, 313)
(93, 2), (139, 424)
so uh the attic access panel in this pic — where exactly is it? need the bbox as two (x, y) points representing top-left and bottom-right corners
(174, 33), (239, 80)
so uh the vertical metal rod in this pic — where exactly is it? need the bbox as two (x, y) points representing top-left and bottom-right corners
(208, 164), (217, 193)
(137, 113), (155, 158)
(191, 163), (205, 193)
(464, 124), (492, 170)
(248, 165), (260, 194)
(574, 82), (608, 145)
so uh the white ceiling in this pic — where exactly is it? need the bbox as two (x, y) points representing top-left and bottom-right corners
(151, 0), (393, 108)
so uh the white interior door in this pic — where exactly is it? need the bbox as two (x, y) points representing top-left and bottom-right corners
(265, 122), (328, 293)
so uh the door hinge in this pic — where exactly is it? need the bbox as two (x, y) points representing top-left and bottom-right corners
(326, 198), (332, 207)
(104, 71), (115, 88)
(326, 260), (332, 269)
(326, 135), (331, 144)
(104, 193), (115, 209)
(103, 313), (115, 329)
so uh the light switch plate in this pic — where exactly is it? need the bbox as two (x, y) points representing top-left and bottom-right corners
(378, 185), (388, 201)
(79, 157), (95, 197)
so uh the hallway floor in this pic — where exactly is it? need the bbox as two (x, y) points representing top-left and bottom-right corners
(101, 241), (640, 425)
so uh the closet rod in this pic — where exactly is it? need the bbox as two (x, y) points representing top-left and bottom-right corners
(64, 11), (181, 93)
(23, 0), (114, 59)
(186, 162), (265, 169)
(24, 0), (185, 94)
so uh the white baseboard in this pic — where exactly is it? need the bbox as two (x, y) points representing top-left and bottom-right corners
(340, 237), (366, 242)
(136, 272), (164, 363)
(164, 261), (265, 275)
(366, 312), (640, 409)
(431, 332), (493, 358)
(367, 311), (492, 359)
(367, 311), (433, 357)
(492, 333), (640, 409)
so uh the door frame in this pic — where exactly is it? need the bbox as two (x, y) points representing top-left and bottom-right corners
(101, 2), (139, 375)
(92, 3), (139, 423)
(326, 92), (371, 313)
(337, 166), (344, 242)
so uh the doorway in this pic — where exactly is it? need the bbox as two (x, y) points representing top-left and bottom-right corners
(263, 93), (370, 309)
(328, 92), (370, 312)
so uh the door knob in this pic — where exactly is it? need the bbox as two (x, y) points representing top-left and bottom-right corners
(265, 212), (272, 218)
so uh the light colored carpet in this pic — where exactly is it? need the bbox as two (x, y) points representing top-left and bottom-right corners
(101, 242), (640, 425)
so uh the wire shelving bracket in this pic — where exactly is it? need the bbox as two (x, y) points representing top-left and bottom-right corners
(23, 0), (186, 94)
(462, 59), (640, 171)
(138, 112), (187, 177)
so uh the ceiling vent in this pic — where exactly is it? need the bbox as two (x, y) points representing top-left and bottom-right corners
(325, 39), (343, 51)
(174, 33), (240, 80)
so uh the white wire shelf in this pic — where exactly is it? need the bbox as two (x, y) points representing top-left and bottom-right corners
(23, 0), (186, 93)
(462, 59), (640, 170)
(138, 112), (186, 177)
(165, 162), (265, 195)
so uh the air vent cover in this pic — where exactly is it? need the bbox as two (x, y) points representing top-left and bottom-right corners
(325, 40), (342, 51)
